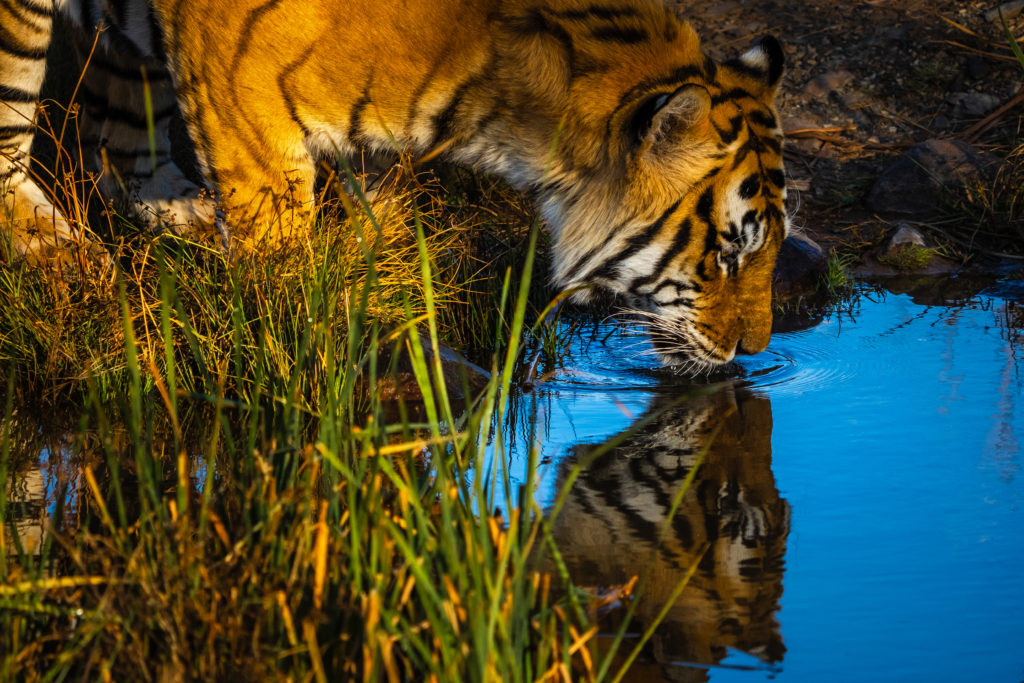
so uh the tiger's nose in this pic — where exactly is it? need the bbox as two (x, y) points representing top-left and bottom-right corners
(736, 326), (771, 356)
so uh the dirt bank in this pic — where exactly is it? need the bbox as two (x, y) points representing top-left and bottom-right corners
(679, 0), (1024, 255)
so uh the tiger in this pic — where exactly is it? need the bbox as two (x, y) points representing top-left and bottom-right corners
(544, 385), (789, 680)
(0, 0), (788, 368)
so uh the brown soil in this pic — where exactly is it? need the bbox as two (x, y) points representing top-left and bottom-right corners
(676, 0), (1024, 253)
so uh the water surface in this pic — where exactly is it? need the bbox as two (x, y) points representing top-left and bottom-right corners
(504, 277), (1024, 682)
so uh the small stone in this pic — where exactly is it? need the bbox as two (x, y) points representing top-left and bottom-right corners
(931, 114), (951, 131)
(866, 139), (1000, 216)
(879, 225), (936, 271)
(803, 70), (856, 98)
(887, 224), (928, 250)
(946, 91), (1001, 118)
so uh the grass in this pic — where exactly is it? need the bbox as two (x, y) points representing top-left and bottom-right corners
(928, 15), (1024, 260)
(877, 242), (937, 271)
(1, 135), (698, 679)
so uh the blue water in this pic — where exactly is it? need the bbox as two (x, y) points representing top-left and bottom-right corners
(502, 280), (1024, 682)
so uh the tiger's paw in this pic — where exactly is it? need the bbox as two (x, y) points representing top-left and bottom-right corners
(2, 182), (110, 270)
(124, 165), (219, 243)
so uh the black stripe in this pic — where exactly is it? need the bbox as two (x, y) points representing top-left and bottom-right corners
(0, 21), (47, 59)
(695, 187), (714, 226)
(748, 109), (777, 129)
(79, 87), (177, 129)
(278, 44), (315, 137)
(429, 54), (495, 149)
(0, 84), (38, 102)
(738, 174), (760, 199)
(430, 79), (470, 148)
(0, 124), (33, 140)
(702, 218), (718, 253)
(11, 0), (52, 19)
(573, 198), (682, 284)
(406, 55), (445, 127)
(628, 218), (693, 291)
(87, 50), (171, 81)
(547, 6), (640, 21)
(713, 114), (743, 144)
(711, 87), (757, 106)
(0, 164), (21, 180)
(347, 78), (372, 147)
(231, 0), (282, 75)
(730, 145), (754, 170)
(0, 0), (49, 28)
(765, 168), (785, 189)
(590, 26), (647, 44)
(147, 5), (166, 57)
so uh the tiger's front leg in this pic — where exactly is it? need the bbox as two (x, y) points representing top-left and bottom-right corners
(173, 77), (317, 251)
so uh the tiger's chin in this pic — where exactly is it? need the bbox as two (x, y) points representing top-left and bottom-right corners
(655, 352), (745, 378)
(650, 344), (742, 379)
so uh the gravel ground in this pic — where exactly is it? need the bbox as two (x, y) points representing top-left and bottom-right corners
(677, 0), (1024, 250)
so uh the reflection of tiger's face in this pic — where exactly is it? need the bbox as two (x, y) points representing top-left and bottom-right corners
(548, 386), (789, 680)
(3, 0), (785, 370)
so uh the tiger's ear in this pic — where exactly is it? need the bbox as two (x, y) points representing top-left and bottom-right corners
(729, 36), (785, 96)
(634, 84), (711, 151)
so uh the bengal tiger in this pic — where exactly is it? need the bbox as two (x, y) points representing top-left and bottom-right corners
(545, 385), (789, 681)
(0, 0), (788, 368)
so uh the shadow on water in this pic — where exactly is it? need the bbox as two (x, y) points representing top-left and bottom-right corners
(546, 384), (788, 681)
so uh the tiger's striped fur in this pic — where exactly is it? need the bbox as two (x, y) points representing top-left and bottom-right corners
(0, 0), (788, 368)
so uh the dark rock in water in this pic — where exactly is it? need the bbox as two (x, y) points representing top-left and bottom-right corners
(376, 330), (491, 403)
(866, 139), (999, 216)
(773, 231), (827, 298)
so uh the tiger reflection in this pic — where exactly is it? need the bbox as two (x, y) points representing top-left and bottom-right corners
(548, 384), (788, 682)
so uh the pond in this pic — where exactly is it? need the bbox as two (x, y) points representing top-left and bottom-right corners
(4, 274), (1023, 681)
(503, 275), (1024, 681)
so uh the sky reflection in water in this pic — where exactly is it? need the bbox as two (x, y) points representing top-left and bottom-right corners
(504, 280), (1024, 682)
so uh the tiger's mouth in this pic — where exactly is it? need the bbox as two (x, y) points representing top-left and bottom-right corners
(648, 334), (740, 376)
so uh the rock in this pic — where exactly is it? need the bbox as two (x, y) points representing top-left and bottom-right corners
(879, 224), (934, 270)
(772, 231), (827, 298)
(803, 70), (855, 98)
(946, 91), (1001, 118)
(376, 330), (491, 403)
(856, 224), (959, 277)
(886, 224), (928, 251)
(866, 139), (1000, 216)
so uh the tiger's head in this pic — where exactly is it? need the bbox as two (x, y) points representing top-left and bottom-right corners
(497, 4), (787, 372)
